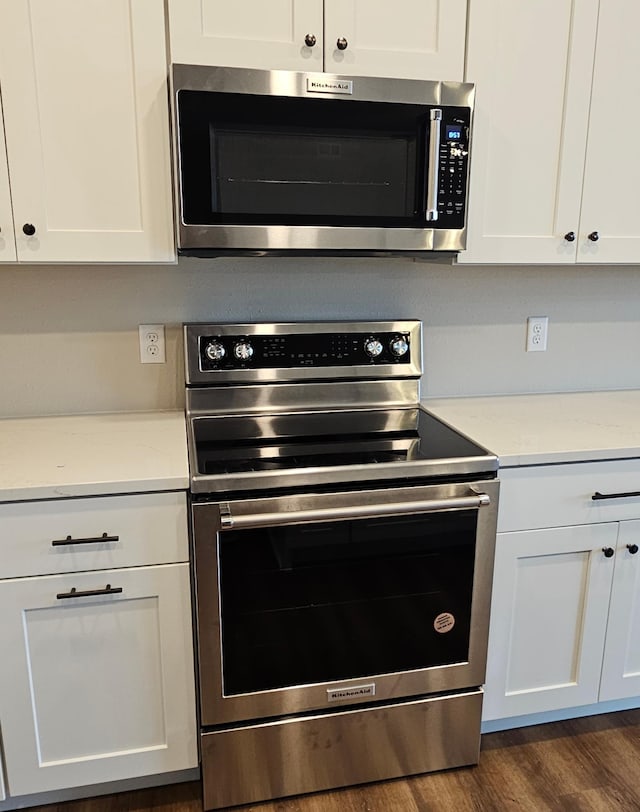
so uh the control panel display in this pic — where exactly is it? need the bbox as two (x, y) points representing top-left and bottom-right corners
(433, 106), (470, 230)
(199, 331), (412, 372)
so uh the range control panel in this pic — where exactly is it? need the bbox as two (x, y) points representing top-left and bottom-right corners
(199, 330), (412, 371)
(433, 107), (471, 229)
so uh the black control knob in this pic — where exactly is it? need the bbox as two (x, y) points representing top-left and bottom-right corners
(22, 223), (36, 236)
(564, 231), (576, 242)
(204, 341), (226, 362)
(336, 37), (348, 50)
(390, 336), (409, 357)
(627, 544), (639, 555)
(304, 33), (316, 47)
(588, 231), (600, 242)
(364, 337), (383, 358)
(233, 340), (254, 361)
(603, 547), (615, 558)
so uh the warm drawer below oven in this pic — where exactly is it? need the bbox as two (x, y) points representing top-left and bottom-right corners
(201, 689), (482, 810)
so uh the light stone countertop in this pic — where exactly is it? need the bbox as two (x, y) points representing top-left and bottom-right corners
(0, 411), (189, 502)
(424, 390), (640, 467)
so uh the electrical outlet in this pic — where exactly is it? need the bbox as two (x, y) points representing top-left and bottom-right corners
(526, 317), (548, 352)
(139, 324), (166, 364)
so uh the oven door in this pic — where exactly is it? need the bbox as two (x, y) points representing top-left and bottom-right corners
(192, 479), (498, 727)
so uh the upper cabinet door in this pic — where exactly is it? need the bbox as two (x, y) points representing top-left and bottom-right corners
(578, 1), (640, 264)
(323, 0), (466, 80)
(167, 0), (324, 71)
(460, 0), (599, 265)
(0, 0), (175, 263)
(0, 99), (16, 262)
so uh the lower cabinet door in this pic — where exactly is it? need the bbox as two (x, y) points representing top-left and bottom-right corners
(0, 564), (197, 796)
(600, 520), (640, 701)
(483, 523), (617, 721)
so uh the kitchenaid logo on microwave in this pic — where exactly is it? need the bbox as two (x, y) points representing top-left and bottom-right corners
(307, 78), (353, 95)
(327, 683), (375, 702)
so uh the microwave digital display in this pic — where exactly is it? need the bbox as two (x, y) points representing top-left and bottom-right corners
(446, 125), (462, 141)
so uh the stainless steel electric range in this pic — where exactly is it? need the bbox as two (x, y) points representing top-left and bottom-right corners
(184, 320), (499, 810)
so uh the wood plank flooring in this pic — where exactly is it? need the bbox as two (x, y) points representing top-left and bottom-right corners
(32, 709), (640, 812)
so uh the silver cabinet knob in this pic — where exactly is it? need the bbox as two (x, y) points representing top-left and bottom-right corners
(336, 37), (348, 51)
(304, 33), (317, 47)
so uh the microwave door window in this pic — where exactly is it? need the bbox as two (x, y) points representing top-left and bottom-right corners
(177, 90), (426, 228)
(210, 127), (416, 222)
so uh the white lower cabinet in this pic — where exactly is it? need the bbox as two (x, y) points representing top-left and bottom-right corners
(485, 464), (640, 723)
(0, 494), (197, 800)
(600, 521), (640, 701)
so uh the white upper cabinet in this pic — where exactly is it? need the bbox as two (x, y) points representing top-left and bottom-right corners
(168, 0), (324, 72)
(323, 0), (466, 80)
(461, 0), (599, 264)
(578, 1), (640, 264)
(0, 99), (16, 262)
(0, 0), (175, 263)
(167, 0), (467, 80)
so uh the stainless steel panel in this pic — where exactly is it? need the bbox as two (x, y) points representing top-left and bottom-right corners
(184, 320), (422, 386)
(176, 222), (467, 254)
(200, 690), (483, 810)
(186, 379), (421, 415)
(189, 453), (497, 495)
(172, 64), (475, 108)
(192, 478), (499, 727)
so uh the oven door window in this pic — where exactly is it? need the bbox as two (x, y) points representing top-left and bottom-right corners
(219, 510), (477, 695)
(177, 90), (427, 228)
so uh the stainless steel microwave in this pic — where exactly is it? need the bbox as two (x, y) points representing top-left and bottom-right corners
(170, 64), (474, 257)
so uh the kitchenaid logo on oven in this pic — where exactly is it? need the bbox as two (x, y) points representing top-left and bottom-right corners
(327, 683), (375, 702)
(307, 78), (353, 95)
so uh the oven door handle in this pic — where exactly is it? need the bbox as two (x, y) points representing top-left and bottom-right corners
(219, 492), (491, 530)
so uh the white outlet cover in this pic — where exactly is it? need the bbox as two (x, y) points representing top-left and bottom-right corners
(526, 316), (548, 352)
(139, 324), (166, 364)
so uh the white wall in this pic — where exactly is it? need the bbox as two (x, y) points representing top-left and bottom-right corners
(1, 257), (639, 417)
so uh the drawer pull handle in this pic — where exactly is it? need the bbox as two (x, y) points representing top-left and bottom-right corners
(602, 547), (615, 558)
(592, 491), (640, 501)
(56, 584), (123, 600)
(51, 532), (119, 547)
(627, 544), (639, 555)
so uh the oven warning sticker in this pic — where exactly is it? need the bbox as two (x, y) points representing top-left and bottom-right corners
(434, 612), (456, 634)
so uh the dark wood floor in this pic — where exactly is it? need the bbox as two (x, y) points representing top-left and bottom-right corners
(32, 709), (640, 812)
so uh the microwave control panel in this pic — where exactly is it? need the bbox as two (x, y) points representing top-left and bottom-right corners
(433, 107), (471, 229)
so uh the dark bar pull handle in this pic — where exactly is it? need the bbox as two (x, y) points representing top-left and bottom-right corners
(56, 584), (123, 600)
(592, 491), (640, 501)
(52, 532), (119, 547)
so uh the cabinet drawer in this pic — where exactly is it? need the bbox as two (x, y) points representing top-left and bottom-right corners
(0, 492), (188, 578)
(498, 459), (640, 532)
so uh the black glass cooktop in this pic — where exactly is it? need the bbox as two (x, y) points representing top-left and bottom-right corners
(192, 407), (493, 477)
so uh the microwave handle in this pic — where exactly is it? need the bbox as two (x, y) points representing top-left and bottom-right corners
(426, 109), (442, 222)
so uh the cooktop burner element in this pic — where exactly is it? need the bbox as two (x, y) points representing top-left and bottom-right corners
(184, 321), (497, 495)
